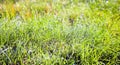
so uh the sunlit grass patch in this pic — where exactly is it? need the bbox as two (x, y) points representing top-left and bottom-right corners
(0, 0), (120, 65)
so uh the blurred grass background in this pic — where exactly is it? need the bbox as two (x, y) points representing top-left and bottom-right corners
(0, 0), (120, 65)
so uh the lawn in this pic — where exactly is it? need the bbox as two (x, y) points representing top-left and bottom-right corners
(0, 0), (120, 65)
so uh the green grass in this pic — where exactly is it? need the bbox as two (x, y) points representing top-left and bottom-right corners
(0, 0), (120, 65)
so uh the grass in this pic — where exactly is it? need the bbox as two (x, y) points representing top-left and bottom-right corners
(0, 0), (120, 65)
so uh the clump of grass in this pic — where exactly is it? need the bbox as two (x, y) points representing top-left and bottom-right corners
(0, 0), (120, 65)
